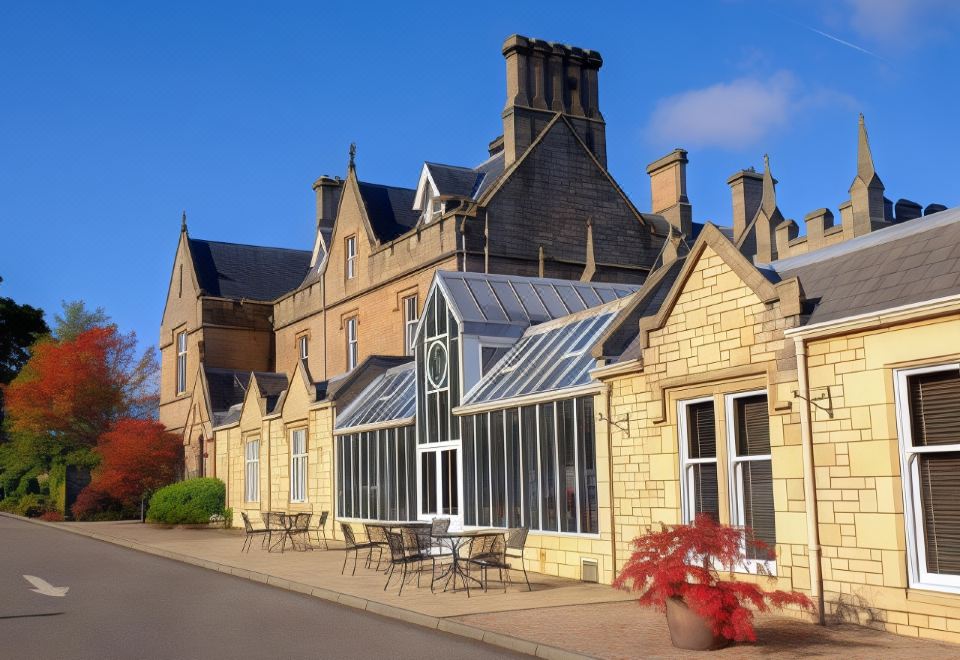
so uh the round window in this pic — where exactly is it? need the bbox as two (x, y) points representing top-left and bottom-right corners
(426, 341), (448, 389)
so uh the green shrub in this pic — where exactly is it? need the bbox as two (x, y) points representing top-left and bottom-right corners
(146, 478), (225, 525)
(0, 493), (48, 517)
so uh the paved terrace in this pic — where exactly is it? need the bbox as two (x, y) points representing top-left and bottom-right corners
(50, 521), (960, 658)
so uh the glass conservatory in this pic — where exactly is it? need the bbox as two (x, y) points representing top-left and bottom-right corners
(335, 269), (639, 534)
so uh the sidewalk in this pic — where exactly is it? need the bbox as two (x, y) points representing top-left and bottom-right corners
(21, 517), (960, 659)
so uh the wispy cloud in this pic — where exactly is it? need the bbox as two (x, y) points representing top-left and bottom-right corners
(644, 72), (857, 151)
(645, 73), (795, 150)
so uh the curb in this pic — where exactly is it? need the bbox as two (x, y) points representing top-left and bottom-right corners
(1, 513), (597, 659)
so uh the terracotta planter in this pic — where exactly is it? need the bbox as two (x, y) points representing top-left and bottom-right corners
(665, 596), (731, 651)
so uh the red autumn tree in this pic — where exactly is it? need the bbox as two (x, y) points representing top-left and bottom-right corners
(2, 316), (162, 517)
(72, 419), (181, 518)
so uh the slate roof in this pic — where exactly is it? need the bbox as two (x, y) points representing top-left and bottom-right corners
(426, 162), (483, 198)
(429, 270), (641, 339)
(460, 297), (633, 408)
(204, 367), (249, 413)
(188, 238), (311, 301)
(333, 362), (416, 432)
(357, 182), (420, 242)
(772, 206), (960, 325)
(424, 152), (505, 201)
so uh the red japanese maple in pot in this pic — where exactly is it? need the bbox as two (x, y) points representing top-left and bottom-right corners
(613, 515), (814, 650)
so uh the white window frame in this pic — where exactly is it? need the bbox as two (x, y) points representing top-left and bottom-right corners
(346, 317), (358, 370)
(895, 362), (960, 593)
(724, 389), (776, 575)
(345, 235), (357, 279)
(290, 428), (308, 503)
(678, 396), (717, 525)
(176, 330), (187, 395)
(403, 295), (418, 357)
(298, 335), (308, 361)
(245, 438), (260, 503)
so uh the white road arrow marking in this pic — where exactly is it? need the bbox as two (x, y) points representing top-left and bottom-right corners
(23, 575), (69, 597)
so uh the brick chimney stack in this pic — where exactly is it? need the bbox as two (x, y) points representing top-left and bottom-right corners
(502, 35), (605, 167)
(646, 149), (692, 236)
(312, 175), (342, 233)
(727, 168), (764, 242)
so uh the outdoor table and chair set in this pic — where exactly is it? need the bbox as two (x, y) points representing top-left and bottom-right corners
(240, 510), (329, 553)
(341, 519), (532, 597)
(239, 510), (531, 596)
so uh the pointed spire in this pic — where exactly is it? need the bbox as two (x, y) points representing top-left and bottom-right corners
(538, 245), (545, 278)
(580, 217), (596, 282)
(181, 210), (188, 234)
(348, 142), (357, 170)
(855, 113), (882, 188)
(760, 154), (777, 215)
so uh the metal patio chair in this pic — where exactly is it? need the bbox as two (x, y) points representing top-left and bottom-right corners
(384, 530), (435, 596)
(262, 511), (287, 552)
(311, 511), (329, 550)
(364, 523), (389, 570)
(464, 533), (507, 593)
(505, 527), (532, 591)
(340, 522), (378, 576)
(240, 512), (269, 553)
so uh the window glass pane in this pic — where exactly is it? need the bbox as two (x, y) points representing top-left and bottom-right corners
(909, 370), (960, 447)
(462, 416), (476, 526)
(396, 430), (406, 520)
(691, 463), (720, 522)
(476, 413), (491, 526)
(358, 434), (368, 518)
(577, 397), (598, 534)
(687, 401), (716, 458)
(441, 449), (458, 516)
(522, 406), (540, 531)
(491, 412), (506, 527)
(368, 433), (378, 519)
(558, 399), (577, 533)
(421, 451), (437, 516)
(449, 336), (460, 440)
(918, 452), (960, 576)
(736, 395), (771, 456)
(405, 428), (417, 520)
(379, 430), (389, 520)
(438, 390), (449, 442)
(741, 460), (776, 559)
(539, 403), (558, 531)
(350, 434), (362, 518)
(506, 408), (522, 528)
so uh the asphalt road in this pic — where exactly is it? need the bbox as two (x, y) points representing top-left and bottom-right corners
(0, 516), (521, 660)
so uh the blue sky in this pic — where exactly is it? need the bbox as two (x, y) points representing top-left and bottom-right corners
(2, 1), (958, 350)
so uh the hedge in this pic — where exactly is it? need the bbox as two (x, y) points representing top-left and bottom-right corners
(146, 478), (225, 525)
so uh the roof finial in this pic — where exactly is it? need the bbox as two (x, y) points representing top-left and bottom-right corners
(181, 210), (187, 233)
(538, 245), (545, 278)
(348, 142), (357, 170)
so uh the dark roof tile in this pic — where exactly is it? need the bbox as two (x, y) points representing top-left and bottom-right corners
(189, 239), (310, 301)
(357, 182), (419, 242)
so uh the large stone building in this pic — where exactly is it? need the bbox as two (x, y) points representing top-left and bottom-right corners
(161, 33), (960, 644)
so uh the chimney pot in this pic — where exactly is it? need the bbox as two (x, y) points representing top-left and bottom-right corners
(925, 203), (948, 216)
(894, 198), (922, 223)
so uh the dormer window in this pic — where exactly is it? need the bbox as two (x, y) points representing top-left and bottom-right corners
(429, 197), (444, 220)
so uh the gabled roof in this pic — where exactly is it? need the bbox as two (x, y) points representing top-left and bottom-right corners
(772, 205), (960, 325)
(424, 270), (641, 340)
(459, 296), (633, 409)
(333, 362), (416, 433)
(188, 238), (311, 301)
(356, 182), (420, 242)
(426, 162), (483, 198)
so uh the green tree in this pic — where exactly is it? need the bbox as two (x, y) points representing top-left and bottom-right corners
(53, 299), (109, 342)
(0, 278), (50, 444)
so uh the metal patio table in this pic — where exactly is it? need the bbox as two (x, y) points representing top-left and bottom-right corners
(430, 530), (505, 596)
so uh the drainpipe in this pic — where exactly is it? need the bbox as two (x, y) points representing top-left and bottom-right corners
(794, 336), (825, 624)
(603, 381), (617, 582)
